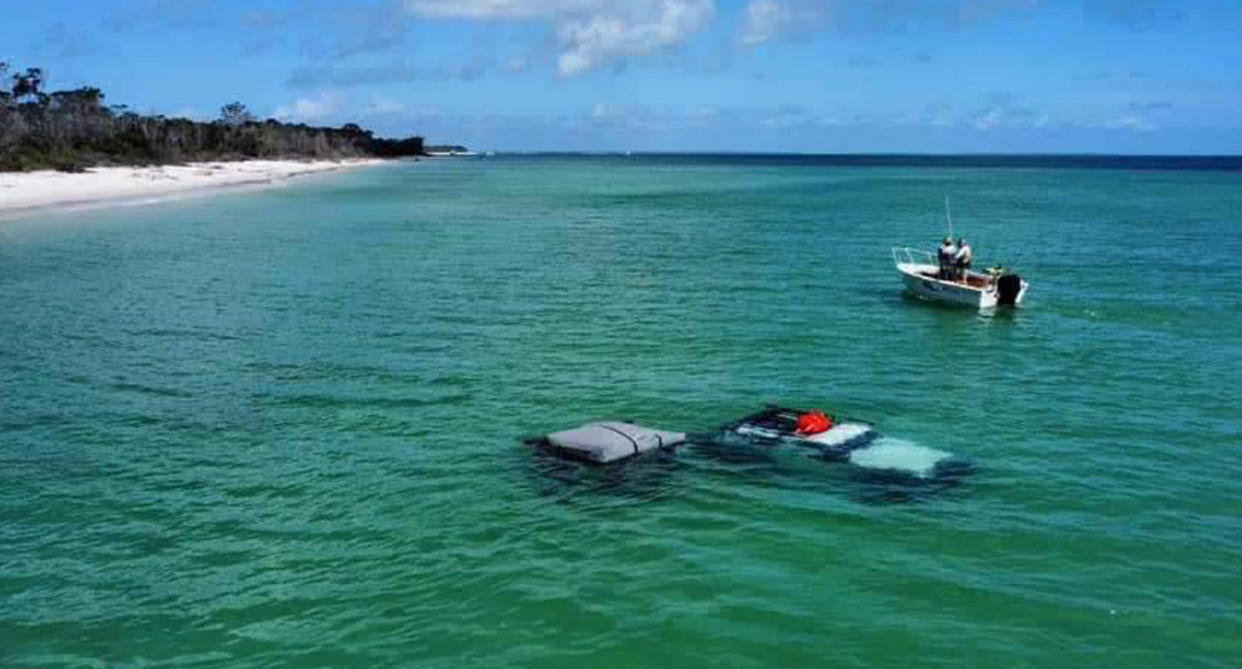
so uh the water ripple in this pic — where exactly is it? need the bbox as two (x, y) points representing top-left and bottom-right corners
(2, 157), (1241, 668)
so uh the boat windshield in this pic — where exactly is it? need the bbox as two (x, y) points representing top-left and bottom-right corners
(892, 247), (936, 266)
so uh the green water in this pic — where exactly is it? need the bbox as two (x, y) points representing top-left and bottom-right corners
(2, 156), (1241, 668)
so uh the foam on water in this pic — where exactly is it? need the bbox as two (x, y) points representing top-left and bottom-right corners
(847, 437), (952, 478)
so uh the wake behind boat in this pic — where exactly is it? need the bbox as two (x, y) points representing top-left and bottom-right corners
(892, 247), (1028, 308)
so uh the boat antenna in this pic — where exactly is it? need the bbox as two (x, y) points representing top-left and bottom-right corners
(944, 195), (954, 240)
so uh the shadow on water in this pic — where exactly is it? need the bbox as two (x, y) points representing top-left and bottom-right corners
(897, 290), (971, 313)
(684, 435), (784, 467)
(896, 290), (1026, 323)
(696, 436), (979, 505)
(523, 436), (978, 506)
(843, 456), (978, 504)
(523, 444), (686, 504)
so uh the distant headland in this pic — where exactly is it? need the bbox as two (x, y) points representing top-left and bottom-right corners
(425, 145), (476, 157)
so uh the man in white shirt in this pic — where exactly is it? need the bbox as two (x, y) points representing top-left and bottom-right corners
(955, 238), (973, 280)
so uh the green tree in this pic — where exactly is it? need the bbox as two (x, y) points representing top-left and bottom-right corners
(12, 67), (46, 103)
(50, 87), (104, 112)
(2, 67), (429, 173)
(218, 101), (255, 126)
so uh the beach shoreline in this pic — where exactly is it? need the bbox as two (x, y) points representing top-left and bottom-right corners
(0, 158), (392, 220)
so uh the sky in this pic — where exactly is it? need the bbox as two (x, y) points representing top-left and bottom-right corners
(3, 0), (1241, 153)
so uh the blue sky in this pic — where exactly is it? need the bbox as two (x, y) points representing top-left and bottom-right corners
(3, 0), (1240, 152)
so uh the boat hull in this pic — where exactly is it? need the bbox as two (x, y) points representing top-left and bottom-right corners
(896, 262), (1027, 308)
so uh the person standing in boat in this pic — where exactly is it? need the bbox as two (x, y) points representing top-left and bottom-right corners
(938, 237), (957, 279)
(955, 238), (973, 280)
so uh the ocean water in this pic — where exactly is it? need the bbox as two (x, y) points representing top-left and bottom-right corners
(2, 155), (1241, 668)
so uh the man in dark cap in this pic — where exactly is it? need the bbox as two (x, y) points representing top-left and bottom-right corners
(938, 236), (957, 279)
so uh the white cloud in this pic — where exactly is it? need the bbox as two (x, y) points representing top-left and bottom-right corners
(964, 102), (1052, 131)
(760, 104), (813, 128)
(367, 97), (406, 116)
(738, 0), (826, 46)
(557, 1), (713, 76)
(273, 91), (345, 122)
(737, 0), (1040, 46)
(736, 0), (831, 47)
(739, 0), (784, 46)
(584, 103), (665, 130)
(590, 102), (621, 120)
(1102, 115), (1155, 131)
(272, 93), (407, 123)
(404, 0), (714, 77)
(403, 0), (598, 19)
(502, 56), (530, 73)
(972, 107), (1003, 130)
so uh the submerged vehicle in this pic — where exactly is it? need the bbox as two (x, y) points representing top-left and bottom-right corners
(529, 406), (965, 481)
(892, 246), (1028, 308)
(716, 406), (878, 459)
(714, 405), (968, 481)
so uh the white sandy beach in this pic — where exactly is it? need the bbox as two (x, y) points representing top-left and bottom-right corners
(0, 158), (389, 218)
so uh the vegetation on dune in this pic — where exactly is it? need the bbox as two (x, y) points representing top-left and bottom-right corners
(0, 63), (425, 172)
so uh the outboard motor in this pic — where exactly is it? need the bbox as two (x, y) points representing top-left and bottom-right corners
(997, 274), (1023, 306)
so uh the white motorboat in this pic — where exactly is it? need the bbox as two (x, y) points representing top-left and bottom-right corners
(892, 247), (1029, 308)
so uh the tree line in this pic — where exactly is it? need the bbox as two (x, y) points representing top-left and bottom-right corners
(0, 63), (425, 172)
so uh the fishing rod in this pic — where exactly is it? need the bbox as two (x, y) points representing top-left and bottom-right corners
(944, 195), (954, 240)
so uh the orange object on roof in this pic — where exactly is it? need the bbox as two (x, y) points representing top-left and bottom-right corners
(795, 410), (833, 435)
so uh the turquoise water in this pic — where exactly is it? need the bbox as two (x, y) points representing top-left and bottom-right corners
(3, 156), (1241, 668)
